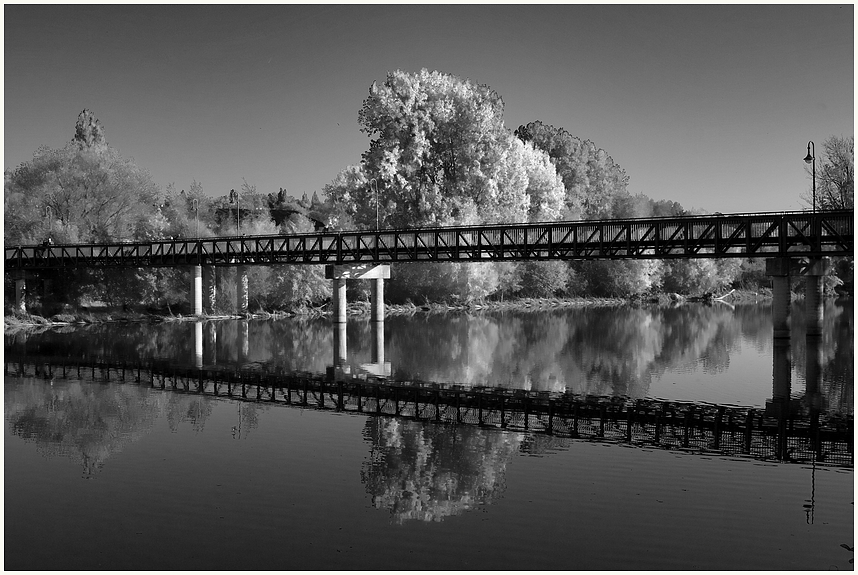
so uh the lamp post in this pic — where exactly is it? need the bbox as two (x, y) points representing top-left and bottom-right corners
(804, 141), (816, 212)
(44, 205), (52, 235)
(228, 189), (241, 234)
(370, 178), (379, 231)
(191, 198), (199, 237)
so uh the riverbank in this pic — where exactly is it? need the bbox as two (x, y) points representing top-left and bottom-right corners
(3, 288), (778, 331)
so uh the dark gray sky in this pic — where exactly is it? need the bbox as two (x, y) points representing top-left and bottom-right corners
(4, 5), (853, 213)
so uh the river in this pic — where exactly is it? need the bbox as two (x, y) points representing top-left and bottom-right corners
(4, 300), (853, 570)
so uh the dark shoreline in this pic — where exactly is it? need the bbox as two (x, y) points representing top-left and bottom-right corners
(3, 289), (780, 332)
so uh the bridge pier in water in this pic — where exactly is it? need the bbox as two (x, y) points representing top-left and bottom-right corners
(325, 264), (390, 323)
(804, 258), (829, 337)
(766, 257), (792, 339)
(204, 266), (217, 314)
(237, 266), (249, 314)
(193, 265), (203, 316)
(14, 273), (26, 314)
(325, 264), (392, 381)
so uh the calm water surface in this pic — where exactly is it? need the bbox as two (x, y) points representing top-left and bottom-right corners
(4, 301), (853, 570)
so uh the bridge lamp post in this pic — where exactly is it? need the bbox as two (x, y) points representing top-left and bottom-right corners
(44, 205), (52, 235)
(228, 189), (241, 234)
(803, 141), (816, 212)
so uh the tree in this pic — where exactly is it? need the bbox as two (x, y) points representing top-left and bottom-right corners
(356, 69), (539, 228)
(72, 109), (107, 149)
(514, 120), (629, 220)
(804, 135), (854, 211)
(5, 111), (160, 244)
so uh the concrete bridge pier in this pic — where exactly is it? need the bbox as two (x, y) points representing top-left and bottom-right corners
(193, 265), (203, 316)
(334, 322), (348, 366)
(204, 266), (217, 314)
(766, 258), (792, 339)
(237, 266), (249, 314)
(14, 273), (26, 314)
(325, 264), (391, 324)
(805, 258), (829, 337)
(332, 278), (347, 323)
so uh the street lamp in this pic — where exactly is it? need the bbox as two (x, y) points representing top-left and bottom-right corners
(804, 141), (816, 212)
(228, 189), (241, 234)
(370, 178), (379, 230)
(44, 205), (53, 235)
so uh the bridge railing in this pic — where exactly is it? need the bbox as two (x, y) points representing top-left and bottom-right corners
(5, 209), (853, 269)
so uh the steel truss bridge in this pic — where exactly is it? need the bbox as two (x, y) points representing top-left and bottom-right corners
(5, 210), (853, 270)
(6, 355), (853, 468)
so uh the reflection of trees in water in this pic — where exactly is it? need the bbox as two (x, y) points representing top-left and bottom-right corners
(385, 304), (763, 398)
(4, 378), (217, 475)
(5, 302), (851, 410)
(360, 416), (523, 523)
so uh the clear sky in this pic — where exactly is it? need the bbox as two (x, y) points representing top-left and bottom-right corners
(4, 4), (854, 214)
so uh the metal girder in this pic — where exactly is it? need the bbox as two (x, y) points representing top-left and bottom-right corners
(5, 210), (853, 270)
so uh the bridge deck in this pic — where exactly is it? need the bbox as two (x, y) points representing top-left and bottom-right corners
(5, 210), (853, 269)
(6, 356), (852, 467)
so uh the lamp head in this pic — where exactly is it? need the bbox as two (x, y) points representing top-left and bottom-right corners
(804, 142), (814, 164)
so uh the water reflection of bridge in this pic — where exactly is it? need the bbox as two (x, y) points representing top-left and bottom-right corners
(191, 318), (390, 379)
(5, 353), (852, 468)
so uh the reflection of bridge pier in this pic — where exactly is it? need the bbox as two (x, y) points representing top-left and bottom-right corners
(194, 321), (203, 368)
(328, 318), (391, 381)
(326, 264), (391, 381)
(765, 338), (793, 459)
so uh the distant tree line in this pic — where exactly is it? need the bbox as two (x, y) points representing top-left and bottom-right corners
(4, 71), (853, 314)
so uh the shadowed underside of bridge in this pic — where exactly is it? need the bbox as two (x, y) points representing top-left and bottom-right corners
(5, 210), (853, 270)
(6, 356), (853, 467)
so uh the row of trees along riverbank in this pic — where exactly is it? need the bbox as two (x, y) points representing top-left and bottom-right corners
(4, 70), (854, 316)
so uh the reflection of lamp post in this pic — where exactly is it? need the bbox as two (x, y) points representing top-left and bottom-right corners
(228, 189), (241, 233)
(191, 198), (199, 237)
(370, 179), (379, 231)
(803, 141), (816, 212)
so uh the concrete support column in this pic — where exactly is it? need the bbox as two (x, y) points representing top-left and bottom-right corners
(334, 322), (348, 366)
(237, 266), (249, 314)
(371, 277), (385, 323)
(332, 278), (347, 324)
(15, 276), (26, 314)
(325, 263), (390, 325)
(805, 258), (829, 337)
(193, 265), (203, 316)
(205, 266), (217, 315)
(766, 258), (791, 339)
